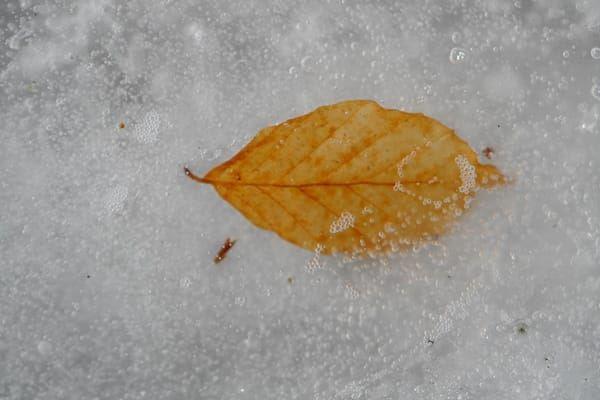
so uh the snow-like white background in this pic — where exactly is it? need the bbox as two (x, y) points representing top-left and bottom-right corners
(1, 0), (600, 399)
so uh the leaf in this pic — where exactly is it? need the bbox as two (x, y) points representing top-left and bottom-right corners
(187, 100), (505, 256)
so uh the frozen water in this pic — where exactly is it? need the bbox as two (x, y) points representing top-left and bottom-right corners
(1, 0), (600, 399)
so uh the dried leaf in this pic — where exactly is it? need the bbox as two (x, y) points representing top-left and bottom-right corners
(188, 100), (505, 256)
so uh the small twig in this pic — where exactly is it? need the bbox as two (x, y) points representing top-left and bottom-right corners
(214, 238), (236, 264)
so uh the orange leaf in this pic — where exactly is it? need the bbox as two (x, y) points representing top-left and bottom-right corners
(187, 100), (505, 256)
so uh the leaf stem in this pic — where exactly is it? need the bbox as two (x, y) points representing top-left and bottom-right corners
(184, 167), (210, 184)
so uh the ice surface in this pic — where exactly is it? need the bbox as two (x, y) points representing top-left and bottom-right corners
(1, 0), (600, 399)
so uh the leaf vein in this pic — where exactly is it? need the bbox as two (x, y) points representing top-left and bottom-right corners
(280, 104), (366, 179)
(322, 116), (406, 179)
(254, 186), (323, 246)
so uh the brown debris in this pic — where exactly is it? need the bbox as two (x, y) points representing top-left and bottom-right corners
(482, 146), (494, 159)
(214, 238), (236, 264)
(119, 121), (126, 129)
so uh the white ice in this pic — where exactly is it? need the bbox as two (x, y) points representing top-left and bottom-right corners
(1, 0), (600, 399)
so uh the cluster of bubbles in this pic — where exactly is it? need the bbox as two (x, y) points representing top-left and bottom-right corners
(395, 149), (417, 178)
(393, 143), (454, 211)
(305, 244), (324, 273)
(134, 110), (161, 144)
(344, 282), (360, 299)
(104, 185), (128, 215)
(393, 149), (419, 193)
(455, 154), (477, 194)
(329, 211), (355, 234)
(179, 277), (191, 289)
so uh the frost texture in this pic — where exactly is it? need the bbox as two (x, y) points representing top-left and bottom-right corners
(1, 1), (600, 399)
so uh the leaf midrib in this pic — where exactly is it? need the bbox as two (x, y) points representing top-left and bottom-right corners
(198, 178), (448, 188)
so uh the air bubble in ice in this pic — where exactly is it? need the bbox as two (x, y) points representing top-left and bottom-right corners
(185, 22), (204, 43)
(449, 47), (467, 64)
(37, 341), (52, 356)
(179, 277), (191, 289)
(7, 27), (32, 50)
(591, 84), (600, 101)
(344, 282), (360, 299)
(451, 32), (461, 44)
(234, 296), (246, 306)
(300, 56), (313, 70)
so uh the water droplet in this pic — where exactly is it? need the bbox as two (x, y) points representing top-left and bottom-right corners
(288, 66), (296, 75)
(451, 32), (461, 44)
(562, 50), (569, 58)
(591, 47), (600, 59)
(449, 47), (467, 64)
(591, 84), (600, 101)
